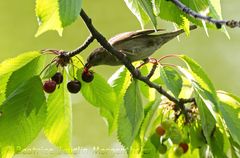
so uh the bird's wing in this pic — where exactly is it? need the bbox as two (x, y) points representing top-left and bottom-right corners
(109, 29), (165, 45)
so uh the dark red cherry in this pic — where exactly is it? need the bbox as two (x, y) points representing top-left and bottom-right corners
(156, 125), (166, 136)
(82, 69), (94, 83)
(51, 72), (63, 84)
(179, 143), (189, 153)
(43, 80), (57, 93)
(67, 80), (81, 93)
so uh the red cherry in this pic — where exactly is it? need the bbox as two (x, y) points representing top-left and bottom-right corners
(179, 143), (188, 153)
(43, 80), (56, 93)
(156, 125), (166, 136)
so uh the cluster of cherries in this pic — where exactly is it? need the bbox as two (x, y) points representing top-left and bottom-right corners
(155, 123), (189, 156)
(43, 69), (94, 94)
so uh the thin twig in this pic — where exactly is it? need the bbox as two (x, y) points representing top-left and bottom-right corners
(147, 64), (158, 79)
(68, 35), (95, 57)
(169, 0), (240, 28)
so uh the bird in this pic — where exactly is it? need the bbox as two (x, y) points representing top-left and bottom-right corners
(85, 25), (197, 68)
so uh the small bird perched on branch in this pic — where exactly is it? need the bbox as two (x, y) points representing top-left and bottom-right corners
(85, 25), (197, 68)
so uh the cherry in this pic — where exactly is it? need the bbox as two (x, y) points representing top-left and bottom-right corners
(158, 144), (167, 154)
(179, 143), (188, 153)
(51, 72), (63, 84)
(67, 80), (81, 93)
(174, 146), (184, 157)
(43, 80), (57, 93)
(82, 68), (94, 82)
(156, 125), (166, 136)
(161, 120), (172, 129)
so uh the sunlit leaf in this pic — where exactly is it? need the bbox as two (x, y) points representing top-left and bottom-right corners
(137, 0), (157, 29)
(44, 71), (72, 154)
(108, 66), (132, 101)
(35, 0), (83, 36)
(118, 79), (144, 150)
(140, 97), (161, 143)
(178, 55), (218, 143)
(0, 51), (44, 105)
(160, 66), (183, 98)
(79, 70), (118, 133)
(0, 76), (47, 156)
(124, 0), (151, 29)
(42, 63), (58, 79)
(217, 91), (240, 146)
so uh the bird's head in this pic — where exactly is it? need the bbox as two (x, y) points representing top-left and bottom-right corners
(85, 47), (108, 69)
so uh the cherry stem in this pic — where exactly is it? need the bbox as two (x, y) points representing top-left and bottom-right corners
(158, 54), (179, 62)
(74, 55), (85, 67)
(39, 57), (57, 76)
(160, 63), (177, 68)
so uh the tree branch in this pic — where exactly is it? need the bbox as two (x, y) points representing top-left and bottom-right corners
(169, 0), (240, 28)
(68, 35), (95, 57)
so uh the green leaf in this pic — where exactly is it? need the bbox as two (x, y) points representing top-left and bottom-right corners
(139, 64), (160, 101)
(217, 91), (240, 146)
(189, 121), (206, 149)
(140, 97), (161, 143)
(160, 66), (183, 98)
(151, 0), (160, 16)
(0, 51), (44, 105)
(137, 0), (157, 29)
(0, 146), (15, 158)
(0, 51), (41, 76)
(141, 136), (159, 158)
(108, 66), (132, 102)
(194, 89), (216, 144)
(210, 127), (228, 158)
(178, 55), (218, 110)
(44, 71), (72, 154)
(79, 70), (118, 133)
(178, 77), (194, 99)
(68, 55), (84, 78)
(158, 0), (190, 30)
(118, 79), (144, 150)
(35, 0), (83, 36)
(178, 55), (219, 143)
(129, 137), (142, 158)
(6, 56), (45, 98)
(0, 76), (47, 156)
(124, 0), (151, 29)
(229, 136), (240, 158)
(42, 63), (58, 79)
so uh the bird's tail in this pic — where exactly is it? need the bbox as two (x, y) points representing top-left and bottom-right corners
(155, 25), (197, 47)
(158, 25), (197, 43)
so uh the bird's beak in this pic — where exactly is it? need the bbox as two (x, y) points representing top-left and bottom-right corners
(84, 63), (92, 69)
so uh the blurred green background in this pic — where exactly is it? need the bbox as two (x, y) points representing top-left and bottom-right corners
(1, 1), (240, 158)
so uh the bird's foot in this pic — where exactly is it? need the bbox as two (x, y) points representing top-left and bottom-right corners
(136, 57), (158, 69)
